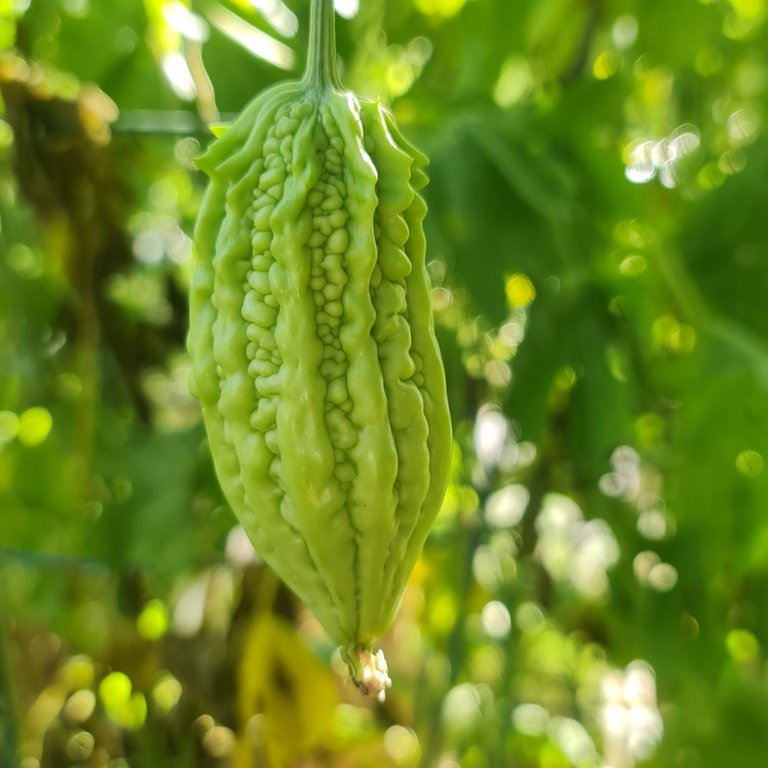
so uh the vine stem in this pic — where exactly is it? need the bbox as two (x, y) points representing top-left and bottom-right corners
(302, 0), (342, 90)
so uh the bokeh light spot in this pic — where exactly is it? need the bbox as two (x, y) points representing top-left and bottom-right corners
(697, 161), (725, 189)
(736, 449), (764, 477)
(719, 147), (747, 175)
(619, 254), (647, 276)
(63, 690), (96, 724)
(161, 52), (196, 101)
(137, 599), (170, 640)
(152, 673), (183, 713)
(57, 656), (95, 691)
(553, 365), (577, 391)
(97, 672), (147, 729)
(162, 1), (208, 42)
(549, 717), (597, 765)
(56, 372), (83, 400)
(18, 407), (53, 447)
(505, 273), (536, 308)
(203, 725), (236, 757)
(730, 0), (766, 21)
(0, 410), (20, 443)
(633, 551), (661, 583)
(637, 509), (668, 540)
(647, 562), (678, 591)
(474, 406), (508, 468)
(695, 47), (723, 76)
(99, 671), (132, 713)
(384, 725), (421, 767)
(726, 628), (760, 663)
(512, 703), (550, 736)
(612, 15), (639, 48)
(652, 315), (697, 353)
(334, 0), (360, 19)
(639, 67), (673, 106)
(225, 525), (259, 566)
(485, 484), (529, 528)
(484, 359), (512, 388)
(481, 601), (512, 639)
(728, 108), (759, 143)
(494, 56), (534, 106)
(441, 683), (483, 735)
(594, 50), (621, 80)
(516, 602), (545, 634)
(414, 0), (467, 19)
(7, 243), (41, 278)
(65, 731), (95, 762)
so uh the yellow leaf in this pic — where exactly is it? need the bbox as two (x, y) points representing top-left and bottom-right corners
(237, 614), (338, 768)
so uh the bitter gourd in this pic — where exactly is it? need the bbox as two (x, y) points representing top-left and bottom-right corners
(188, 0), (451, 698)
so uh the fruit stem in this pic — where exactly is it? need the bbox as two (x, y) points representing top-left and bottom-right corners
(303, 0), (343, 90)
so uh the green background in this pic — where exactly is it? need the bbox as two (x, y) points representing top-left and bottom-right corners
(2, 0), (768, 766)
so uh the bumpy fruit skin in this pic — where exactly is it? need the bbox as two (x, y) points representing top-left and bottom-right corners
(188, 80), (451, 660)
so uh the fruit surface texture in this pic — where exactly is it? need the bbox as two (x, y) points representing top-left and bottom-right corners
(188, 0), (451, 695)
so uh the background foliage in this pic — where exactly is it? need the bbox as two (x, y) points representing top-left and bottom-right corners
(2, 0), (768, 766)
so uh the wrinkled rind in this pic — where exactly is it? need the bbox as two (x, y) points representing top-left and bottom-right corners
(188, 82), (452, 648)
(191, 86), (348, 642)
(378, 110), (452, 627)
(358, 102), (431, 634)
(328, 94), (400, 642)
(271, 102), (361, 641)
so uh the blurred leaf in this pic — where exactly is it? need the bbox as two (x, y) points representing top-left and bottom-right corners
(237, 613), (339, 768)
(87, 420), (221, 580)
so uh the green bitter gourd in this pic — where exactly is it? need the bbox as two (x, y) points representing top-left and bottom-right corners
(188, 0), (451, 699)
